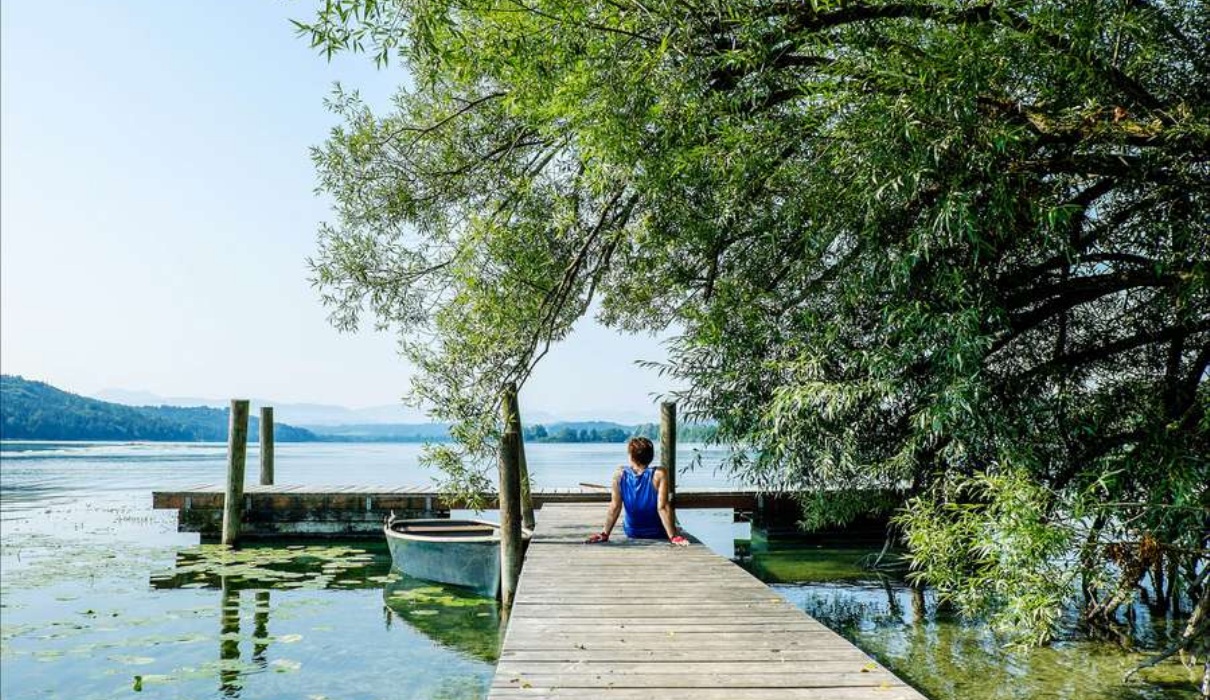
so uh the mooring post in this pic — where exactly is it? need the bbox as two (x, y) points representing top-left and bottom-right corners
(222, 399), (250, 546)
(498, 428), (524, 608)
(503, 383), (536, 531)
(660, 401), (677, 523)
(259, 406), (274, 486)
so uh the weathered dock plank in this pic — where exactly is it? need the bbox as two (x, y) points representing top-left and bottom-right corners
(153, 484), (771, 509)
(152, 484), (899, 540)
(489, 504), (924, 699)
(150, 484), (799, 538)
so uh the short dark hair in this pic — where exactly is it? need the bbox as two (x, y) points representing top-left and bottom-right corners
(627, 437), (654, 467)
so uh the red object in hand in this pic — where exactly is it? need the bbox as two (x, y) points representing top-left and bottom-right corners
(670, 535), (689, 547)
(585, 531), (609, 544)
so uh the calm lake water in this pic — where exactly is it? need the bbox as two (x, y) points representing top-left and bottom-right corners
(1, 441), (1199, 699)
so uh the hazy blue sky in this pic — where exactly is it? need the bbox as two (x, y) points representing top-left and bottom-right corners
(1, 1), (672, 420)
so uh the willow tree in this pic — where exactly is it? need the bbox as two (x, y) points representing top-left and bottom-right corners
(298, 0), (1208, 663)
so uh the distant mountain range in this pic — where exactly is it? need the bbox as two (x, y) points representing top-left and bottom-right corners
(94, 388), (657, 426)
(301, 421), (715, 443)
(94, 388), (430, 425)
(1, 375), (318, 442)
(2, 376), (715, 444)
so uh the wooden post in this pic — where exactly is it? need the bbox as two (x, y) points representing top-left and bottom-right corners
(222, 399), (250, 546)
(503, 384), (536, 531)
(660, 401), (677, 527)
(498, 429), (524, 608)
(259, 406), (274, 486)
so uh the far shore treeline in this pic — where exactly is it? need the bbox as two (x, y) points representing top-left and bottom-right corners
(0, 375), (320, 442)
(522, 422), (716, 444)
(0, 375), (712, 444)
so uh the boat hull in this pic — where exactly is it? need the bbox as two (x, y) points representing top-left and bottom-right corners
(384, 518), (515, 598)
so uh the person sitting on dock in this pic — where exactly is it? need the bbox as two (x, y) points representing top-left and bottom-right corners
(585, 437), (688, 546)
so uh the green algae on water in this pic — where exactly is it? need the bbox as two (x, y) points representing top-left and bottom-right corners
(383, 577), (502, 663)
(150, 542), (393, 591)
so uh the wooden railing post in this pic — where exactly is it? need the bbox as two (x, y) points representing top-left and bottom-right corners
(259, 406), (274, 486)
(503, 383), (536, 531)
(498, 426), (524, 608)
(660, 401), (677, 521)
(222, 399), (250, 546)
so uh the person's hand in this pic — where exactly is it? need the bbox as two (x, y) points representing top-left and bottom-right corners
(670, 535), (689, 547)
(585, 531), (609, 544)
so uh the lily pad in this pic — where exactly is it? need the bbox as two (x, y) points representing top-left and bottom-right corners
(109, 654), (156, 665)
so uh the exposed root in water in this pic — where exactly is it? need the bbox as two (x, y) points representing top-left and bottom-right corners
(1124, 565), (1209, 697)
(858, 533), (909, 573)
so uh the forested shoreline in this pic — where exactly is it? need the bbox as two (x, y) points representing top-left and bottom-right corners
(0, 375), (319, 442)
(1, 376), (711, 444)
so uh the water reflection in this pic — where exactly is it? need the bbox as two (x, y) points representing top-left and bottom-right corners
(142, 540), (503, 697)
(4, 439), (1196, 700)
(9, 443), (731, 700)
(219, 581), (241, 697)
(252, 590), (270, 666)
(381, 578), (501, 663)
(209, 585), (274, 698)
(745, 541), (1201, 700)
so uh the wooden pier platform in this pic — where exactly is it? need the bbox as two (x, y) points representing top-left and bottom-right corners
(490, 504), (925, 699)
(152, 484), (784, 538)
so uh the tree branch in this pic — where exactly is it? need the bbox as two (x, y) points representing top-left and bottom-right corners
(1013, 320), (1210, 383)
(759, 2), (1171, 117)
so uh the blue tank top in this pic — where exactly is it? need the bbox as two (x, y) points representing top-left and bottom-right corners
(620, 467), (665, 539)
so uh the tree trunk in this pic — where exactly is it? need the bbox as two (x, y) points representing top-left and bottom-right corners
(1151, 556), (1168, 614)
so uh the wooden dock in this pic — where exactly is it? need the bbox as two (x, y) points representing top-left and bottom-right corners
(490, 504), (925, 699)
(152, 484), (787, 538)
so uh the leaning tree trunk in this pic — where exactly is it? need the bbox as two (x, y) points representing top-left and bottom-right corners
(1189, 584), (1209, 698)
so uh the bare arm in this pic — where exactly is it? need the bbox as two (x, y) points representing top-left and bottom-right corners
(601, 467), (623, 536)
(655, 469), (678, 540)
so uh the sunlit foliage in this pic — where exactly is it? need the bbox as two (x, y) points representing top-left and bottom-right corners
(296, 0), (1208, 653)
